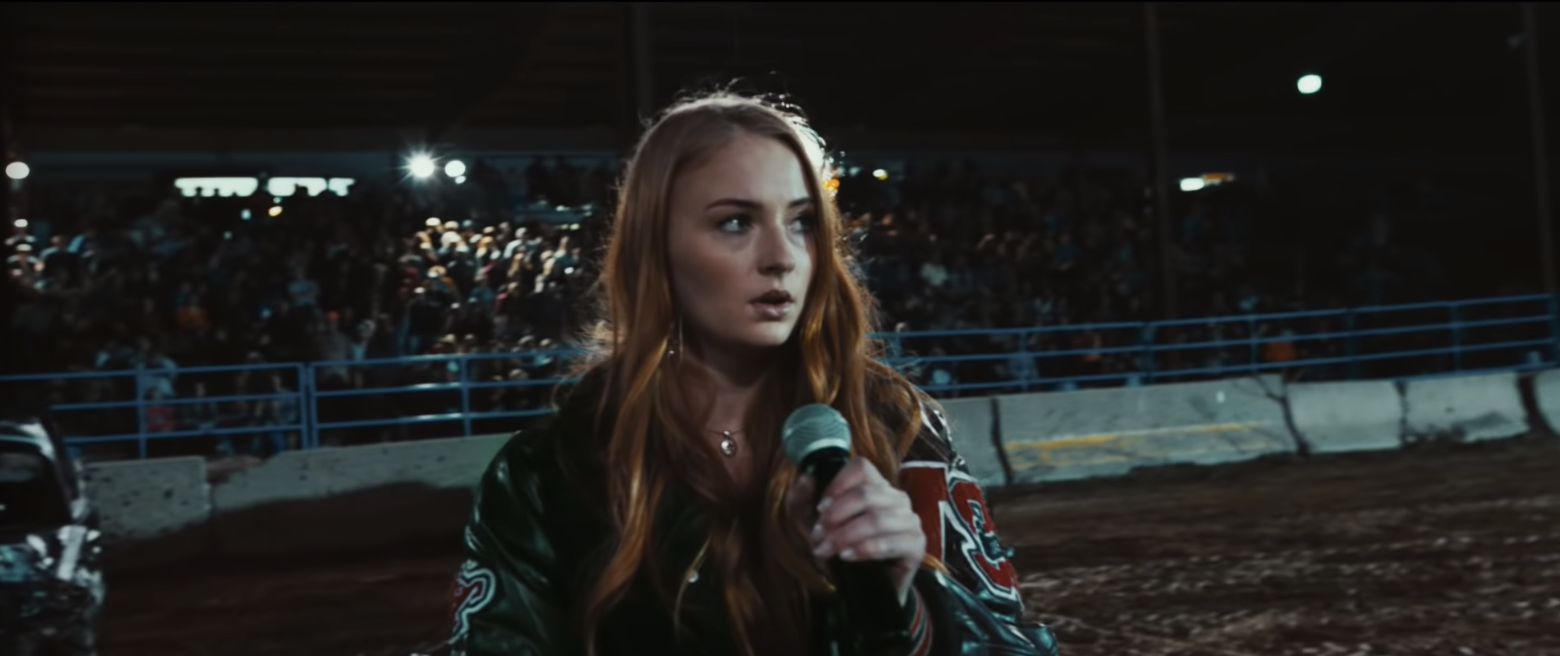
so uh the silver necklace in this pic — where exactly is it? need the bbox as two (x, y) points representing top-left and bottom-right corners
(714, 430), (740, 458)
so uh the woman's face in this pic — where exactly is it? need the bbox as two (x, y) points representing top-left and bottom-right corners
(666, 133), (816, 353)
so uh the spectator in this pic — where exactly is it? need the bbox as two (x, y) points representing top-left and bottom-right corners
(6, 243), (41, 277)
(5, 154), (1478, 458)
(259, 373), (300, 454)
(313, 312), (353, 387)
(179, 381), (222, 443)
(136, 346), (179, 399)
(143, 388), (177, 434)
(5, 221), (37, 251)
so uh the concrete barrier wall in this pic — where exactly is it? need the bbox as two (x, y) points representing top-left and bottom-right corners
(84, 456), (210, 542)
(937, 397), (1005, 488)
(997, 375), (1296, 484)
(91, 433), (513, 568)
(90, 369), (1560, 566)
(1288, 380), (1404, 454)
(83, 456), (212, 568)
(1401, 372), (1527, 443)
(1532, 369), (1560, 434)
(211, 433), (511, 514)
(211, 433), (511, 556)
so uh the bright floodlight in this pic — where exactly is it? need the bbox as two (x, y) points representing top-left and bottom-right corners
(408, 154), (437, 179)
(5, 162), (29, 180)
(872, 169), (888, 180)
(444, 159), (467, 178)
(1179, 178), (1206, 192)
(268, 206), (283, 217)
(1297, 74), (1323, 95)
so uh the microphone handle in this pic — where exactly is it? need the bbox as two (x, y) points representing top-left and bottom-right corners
(804, 454), (913, 656)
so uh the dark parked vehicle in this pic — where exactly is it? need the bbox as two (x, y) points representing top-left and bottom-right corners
(0, 417), (103, 656)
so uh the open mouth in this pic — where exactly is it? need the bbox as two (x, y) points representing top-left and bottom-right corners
(751, 290), (794, 305)
(750, 290), (795, 319)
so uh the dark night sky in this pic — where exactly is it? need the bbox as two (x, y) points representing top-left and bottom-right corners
(1, 2), (1555, 156)
(3, 2), (1559, 386)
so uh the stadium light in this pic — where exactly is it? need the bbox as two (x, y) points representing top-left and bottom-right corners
(454, 175), (467, 185)
(5, 162), (30, 180)
(175, 177), (259, 198)
(1179, 178), (1206, 192)
(1297, 74), (1323, 95)
(268, 206), (283, 217)
(327, 178), (356, 196)
(445, 159), (467, 178)
(872, 169), (888, 181)
(408, 154), (437, 179)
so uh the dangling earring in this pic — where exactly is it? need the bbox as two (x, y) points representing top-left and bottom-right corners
(666, 317), (683, 361)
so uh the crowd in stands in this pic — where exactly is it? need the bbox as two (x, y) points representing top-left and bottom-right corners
(6, 158), (612, 455)
(3, 154), (1527, 458)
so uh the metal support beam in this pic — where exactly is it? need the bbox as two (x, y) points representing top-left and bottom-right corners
(1145, 2), (1178, 319)
(1189, 4), (1428, 115)
(1524, 2), (1556, 297)
(1070, 4), (1427, 147)
(0, 21), (16, 228)
(426, 4), (560, 144)
(630, 2), (654, 121)
(618, 1), (654, 153)
(0, 11), (36, 397)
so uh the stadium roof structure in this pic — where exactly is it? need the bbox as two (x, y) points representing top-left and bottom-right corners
(0, 2), (1541, 156)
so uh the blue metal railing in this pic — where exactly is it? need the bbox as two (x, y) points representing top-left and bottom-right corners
(5, 294), (1556, 460)
(1, 363), (311, 459)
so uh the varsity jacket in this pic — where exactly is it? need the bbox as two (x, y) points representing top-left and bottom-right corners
(448, 371), (1061, 656)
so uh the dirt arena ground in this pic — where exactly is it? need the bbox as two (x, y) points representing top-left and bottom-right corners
(99, 435), (1560, 656)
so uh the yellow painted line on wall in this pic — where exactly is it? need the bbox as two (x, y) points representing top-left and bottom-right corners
(1003, 421), (1270, 468)
(1003, 421), (1266, 452)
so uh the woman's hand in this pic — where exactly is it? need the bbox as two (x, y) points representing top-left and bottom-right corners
(789, 458), (926, 606)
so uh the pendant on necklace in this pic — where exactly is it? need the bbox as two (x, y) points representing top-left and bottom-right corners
(719, 431), (739, 458)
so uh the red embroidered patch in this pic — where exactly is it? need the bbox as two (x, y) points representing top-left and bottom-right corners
(450, 560), (497, 640)
(901, 462), (1020, 601)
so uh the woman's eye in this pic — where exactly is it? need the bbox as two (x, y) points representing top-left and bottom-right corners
(719, 215), (750, 232)
(791, 213), (817, 232)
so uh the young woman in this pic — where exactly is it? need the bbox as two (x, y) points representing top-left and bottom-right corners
(450, 92), (1060, 656)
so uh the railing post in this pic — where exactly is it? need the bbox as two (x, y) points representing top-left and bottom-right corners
(1017, 330), (1031, 394)
(1247, 315), (1259, 375)
(134, 371), (147, 460)
(459, 356), (474, 437)
(1449, 305), (1463, 372)
(1549, 294), (1560, 364)
(1345, 309), (1361, 380)
(1141, 323), (1156, 384)
(300, 363), (317, 450)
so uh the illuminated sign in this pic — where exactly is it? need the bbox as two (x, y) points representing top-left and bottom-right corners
(173, 177), (355, 198)
(1178, 172), (1236, 192)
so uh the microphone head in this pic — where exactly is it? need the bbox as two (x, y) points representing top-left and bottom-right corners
(782, 403), (852, 466)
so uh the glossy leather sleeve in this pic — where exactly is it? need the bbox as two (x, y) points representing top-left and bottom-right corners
(449, 436), (577, 656)
(904, 404), (1062, 656)
(916, 568), (1061, 656)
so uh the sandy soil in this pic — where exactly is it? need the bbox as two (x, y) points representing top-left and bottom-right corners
(1001, 435), (1560, 656)
(98, 436), (1560, 656)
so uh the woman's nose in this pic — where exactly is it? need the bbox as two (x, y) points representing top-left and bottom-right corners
(757, 223), (798, 276)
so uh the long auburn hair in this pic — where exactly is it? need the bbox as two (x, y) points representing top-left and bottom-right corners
(571, 90), (937, 656)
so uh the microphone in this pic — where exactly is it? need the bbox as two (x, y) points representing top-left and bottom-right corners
(783, 404), (912, 656)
